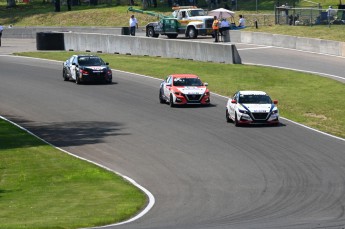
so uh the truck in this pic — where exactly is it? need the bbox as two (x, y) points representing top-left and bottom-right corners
(128, 6), (214, 39)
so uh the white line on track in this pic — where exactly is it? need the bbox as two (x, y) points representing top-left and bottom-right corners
(0, 115), (155, 228)
(237, 46), (273, 51)
(244, 62), (345, 81)
(235, 42), (345, 59)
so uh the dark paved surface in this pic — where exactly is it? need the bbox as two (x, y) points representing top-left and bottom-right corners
(0, 38), (344, 229)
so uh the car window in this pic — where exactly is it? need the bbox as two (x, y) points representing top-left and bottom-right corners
(166, 76), (172, 85)
(189, 10), (206, 16)
(78, 57), (105, 66)
(71, 56), (78, 65)
(239, 94), (272, 104)
(173, 77), (203, 86)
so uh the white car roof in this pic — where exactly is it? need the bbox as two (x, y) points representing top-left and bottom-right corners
(239, 91), (267, 95)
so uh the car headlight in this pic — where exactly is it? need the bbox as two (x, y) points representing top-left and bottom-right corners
(204, 91), (210, 96)
(174, 91), (183, 96)
(79, 69), (89, 75)
(272, 109), (279, 114)
(238, 109), (248, 114)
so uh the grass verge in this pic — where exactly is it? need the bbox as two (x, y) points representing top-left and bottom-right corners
(16, 51), (345, 139)
(0, 118), (147, 229)
(1, 2), (345, 42)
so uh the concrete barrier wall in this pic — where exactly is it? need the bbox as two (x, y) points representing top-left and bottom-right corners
(2, 27), (122, 39)
(4, 26), (344, 57)
(229, 29), (344, 57)
(62, 32), (242, 64)
(272, 34), (297, 49)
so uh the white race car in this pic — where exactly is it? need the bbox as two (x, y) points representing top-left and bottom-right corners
(226, 91), (279, 126)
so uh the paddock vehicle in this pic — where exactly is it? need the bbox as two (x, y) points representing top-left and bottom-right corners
(226, 91), (279, 126)
(128, 6), (214, 39)
(159, 74), (210, 107)
(63, 55), (112, 84)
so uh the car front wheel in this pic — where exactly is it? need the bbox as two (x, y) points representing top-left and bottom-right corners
(235, 112), (240, 127)
(187, 27), (197, 39)
(63, 69), (68, 81)
(147, 27), (159, 38)
(169, 94), (175, 107)
(226, 109), (232, 123)
(159, 90), (165, 104)
(75, 72), (81, 84)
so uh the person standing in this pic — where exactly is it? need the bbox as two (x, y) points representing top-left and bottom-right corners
(212, 16), (219, 42)
(0, 25), (3, 47)
(327, 6), (336, 21)
(129, 15), (138, 36)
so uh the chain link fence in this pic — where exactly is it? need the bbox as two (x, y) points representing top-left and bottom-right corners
(275, 6), (345, 26)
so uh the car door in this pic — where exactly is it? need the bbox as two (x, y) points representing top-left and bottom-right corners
(66, 56), (74, 78)
(228, 92), (238, 119)
(163, 76), (172, 98)
(70, 56), (78, 80)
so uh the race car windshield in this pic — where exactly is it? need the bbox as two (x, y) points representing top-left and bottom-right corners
(173, 78), (203, 86)
(78, 57), (105, 66)
(239, 95), (272, 104)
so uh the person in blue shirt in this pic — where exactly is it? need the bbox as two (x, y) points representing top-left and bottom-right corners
(0, 25), (3, 47)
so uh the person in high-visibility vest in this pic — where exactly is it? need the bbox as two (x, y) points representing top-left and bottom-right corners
(212, 16), (219, 42)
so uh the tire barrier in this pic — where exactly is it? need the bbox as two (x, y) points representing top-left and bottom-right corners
(36, 32), (65, 50)
(121, 27), (130, 35)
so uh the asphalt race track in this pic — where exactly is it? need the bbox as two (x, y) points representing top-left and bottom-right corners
(0, 48), (345, 229)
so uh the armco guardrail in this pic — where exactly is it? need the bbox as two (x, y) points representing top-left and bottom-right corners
(61, 32), (242, 64)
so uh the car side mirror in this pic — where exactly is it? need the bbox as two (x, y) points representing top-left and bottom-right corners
(72, 63), (76, 66)
(204, 82), (208, 86)
(273, 100), (278, 104)
(231, 99), (237, 104)
(106, 62), (109, 65)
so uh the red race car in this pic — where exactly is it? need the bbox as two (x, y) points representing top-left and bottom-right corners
(159, 74), (210, 107)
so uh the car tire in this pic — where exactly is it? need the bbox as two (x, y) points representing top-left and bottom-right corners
(147, 27), (159, 38)
(63, 69), (68, 81)
(159, 90), (165, 104)
(169, 94), (175, 107)
(75, 72), (81, 84)
(187, 27), (197, 39)
(235, 112), (240, 127)
(226, 109), (232, 123)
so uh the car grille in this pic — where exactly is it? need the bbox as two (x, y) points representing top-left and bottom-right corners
(186, 94), (202, 101)
(205, 19), (213, 29)
(252, 112), (269, 120)
(89, 71), (106, 78)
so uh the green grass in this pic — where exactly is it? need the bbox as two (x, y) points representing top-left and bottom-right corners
(16, 51), (345, 139)
(1, 0), (345, 41)
(0, 118), (147, 229)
